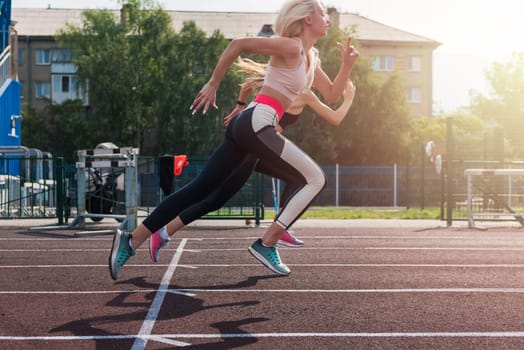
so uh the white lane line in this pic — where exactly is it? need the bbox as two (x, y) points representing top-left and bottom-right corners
(0, 290), (196, 296)
(5, 331), (524, 341)
(170, 288), (524, 293)
(0, 238), (114, 241)
(159, 331), (524, 337)
(179, 264), (524, 269)
(4, 247), (524, 254)
(161, 331), (524, 337)
(0, 249), (110, 252)
(7, 288), (524, 295)
(0, 264), (172, 268)
(6, 263), (524, 269)
(182, 247), (524, 251)
(4, 235), (524, 242)
(131, 238), (188, 350)
(172, 236), (524, 241)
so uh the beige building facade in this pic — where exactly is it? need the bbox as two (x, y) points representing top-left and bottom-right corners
(12, 7), (439, 116)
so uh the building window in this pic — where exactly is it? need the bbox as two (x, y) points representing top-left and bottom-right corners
(372, 56), (395, 71)
(19, 80), (25, 99)
(35, 82), (51, 98)
(35, 49), (51, 65)
(53, 74), (83, 101)
(71, 76), (78, 93)
(61, 76), (70, 92)
(408, 55), (421, 72)
(18, 49), (24, 66)
(407, 87), (421, 103)
(51, 48), (72, 63)
(53, 74), (77, 94)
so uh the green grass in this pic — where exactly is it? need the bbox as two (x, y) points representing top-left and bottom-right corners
(265, 207), (442, 220)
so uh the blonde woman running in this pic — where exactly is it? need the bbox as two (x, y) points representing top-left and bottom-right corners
(109, 0), (358, 279)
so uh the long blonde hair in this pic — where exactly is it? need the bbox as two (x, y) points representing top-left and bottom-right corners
(274, 0), (320, 88)
(235, 58), (266, 92)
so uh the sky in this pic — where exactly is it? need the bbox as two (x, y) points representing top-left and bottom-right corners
(12, 0), (524, 113)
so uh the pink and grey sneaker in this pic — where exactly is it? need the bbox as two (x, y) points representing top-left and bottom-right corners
(277, 230), (304, 247)
(149, 230), (170, 262)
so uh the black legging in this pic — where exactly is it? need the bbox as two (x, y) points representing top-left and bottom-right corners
(176, 112), (302, 224)
(142, 103), (326, 232)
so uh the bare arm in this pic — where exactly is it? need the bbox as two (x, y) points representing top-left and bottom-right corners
(304, 80), (356, 126)
(223, 83), (253, 126)
(191, 37), (301, 114)
(312, 36), (359, 103)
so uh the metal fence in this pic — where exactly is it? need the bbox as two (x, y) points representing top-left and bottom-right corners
(1, 155), (444, 222)
(0, 155), (57, 218)
(60, 155), (264, 225)
(0, 156), (441, 222)
(264, 164), (442, 209)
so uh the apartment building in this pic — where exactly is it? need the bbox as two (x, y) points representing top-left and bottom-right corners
(12, 7), (440, 116)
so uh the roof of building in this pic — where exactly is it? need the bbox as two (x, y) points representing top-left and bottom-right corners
(11, 8), (440, 47)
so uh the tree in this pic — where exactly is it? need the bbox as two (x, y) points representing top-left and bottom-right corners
(56, 0), (176, 153)
(284, 25), (412, 165)
(470, 52), (524, 158)
(155, 22), (241, 156)
(54, 1), (241, 157)
(22, 100), (89, 162)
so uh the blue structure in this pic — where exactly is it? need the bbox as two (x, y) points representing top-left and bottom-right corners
(1, 0), (23, 175)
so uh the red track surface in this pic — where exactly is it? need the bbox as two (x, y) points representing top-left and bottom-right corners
(2, 221), (524, 349)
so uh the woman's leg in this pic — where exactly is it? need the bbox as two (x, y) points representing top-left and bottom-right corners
(177, 155), (258, 226)
(131, 138), (250, 248)
(255, 159), (298, 214)
(233, 105), (326, 244)
(229, 104), (325, 276)
(148, 155), (260, 262)
(109, 135), (249, 279)
(254, 159), (305, 247)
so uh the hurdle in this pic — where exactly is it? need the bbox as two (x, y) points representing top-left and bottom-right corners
(464, 168), (524, 228)
(70, 147), (139, 235)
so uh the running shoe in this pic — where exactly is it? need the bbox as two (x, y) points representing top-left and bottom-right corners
(109, 229), (135, 280)
(149, 229), (170, 263)
(248, 239), (290, 275)
(277, 230), (304, 247)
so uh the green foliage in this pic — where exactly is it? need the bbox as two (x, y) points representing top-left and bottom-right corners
(37, 0), (242, 158)
(22, 100), (89, 161)
(23, 1), (422, 165)
(285, 25), (411, 165)
(155, 22), (241, 156)
(470, 52), (524, 159)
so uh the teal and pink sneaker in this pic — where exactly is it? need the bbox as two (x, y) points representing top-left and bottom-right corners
(149, 229), (170, 263)
(248, 239), (291, 275)
(109, 229), (135, 280)
(277, 230), (304, 247)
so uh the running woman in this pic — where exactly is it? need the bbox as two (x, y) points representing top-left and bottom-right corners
(109, 0), (358, 279)
(148, 69), (357, 262)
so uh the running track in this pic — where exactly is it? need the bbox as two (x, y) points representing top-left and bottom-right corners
(2, 219), (524, 349)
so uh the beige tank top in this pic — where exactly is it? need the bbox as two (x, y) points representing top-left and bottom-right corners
(263, 42), (307, 101)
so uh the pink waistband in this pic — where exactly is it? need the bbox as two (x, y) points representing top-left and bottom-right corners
(253, 94), (285, 119)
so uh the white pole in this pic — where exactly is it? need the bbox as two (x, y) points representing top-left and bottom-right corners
(393, 163), (398, 207)
(335, 163), (339, 207)
(508, 164), (512, 208)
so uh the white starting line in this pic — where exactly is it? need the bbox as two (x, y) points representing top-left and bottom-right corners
(5, 331), (524, 345)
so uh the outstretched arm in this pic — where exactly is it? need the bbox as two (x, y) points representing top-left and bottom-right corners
(190, 36), (302, 115)
(312, 36), (359, 103)
(304, 79), (356, 126)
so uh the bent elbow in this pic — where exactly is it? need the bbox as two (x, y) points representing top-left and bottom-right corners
(324, 95), (338, 104)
